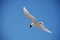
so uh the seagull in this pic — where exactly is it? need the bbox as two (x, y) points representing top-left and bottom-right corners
(23, 6), (52, 33)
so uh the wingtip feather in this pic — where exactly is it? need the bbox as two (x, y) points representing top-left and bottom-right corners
(23, 6), (26, 10)
(48, 31), (52, 33)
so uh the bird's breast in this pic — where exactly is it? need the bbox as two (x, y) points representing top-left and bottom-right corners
(37, 23), (42, 27)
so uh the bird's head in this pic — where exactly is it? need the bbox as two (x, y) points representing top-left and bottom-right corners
(30, 24), (32, 28)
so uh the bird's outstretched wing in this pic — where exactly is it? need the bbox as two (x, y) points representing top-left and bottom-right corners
(38, 24), (52, 33)
(23, 6), (36, 23)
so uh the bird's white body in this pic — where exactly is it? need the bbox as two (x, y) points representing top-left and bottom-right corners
(23, 6), (52, 33)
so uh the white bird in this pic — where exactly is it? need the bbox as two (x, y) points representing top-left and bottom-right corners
(23, 6), (52, 33)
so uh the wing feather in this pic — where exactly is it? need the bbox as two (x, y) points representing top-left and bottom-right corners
(38, 24), (52, 33)
(23, 6), (36, 23)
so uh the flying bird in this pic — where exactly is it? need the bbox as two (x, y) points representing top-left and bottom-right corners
(23, 6), (52, 33)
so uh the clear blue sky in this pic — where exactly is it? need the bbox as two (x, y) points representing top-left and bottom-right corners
(0, 0), (60, 40)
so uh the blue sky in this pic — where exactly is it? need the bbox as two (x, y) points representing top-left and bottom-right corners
(0, 0), (60, 40)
